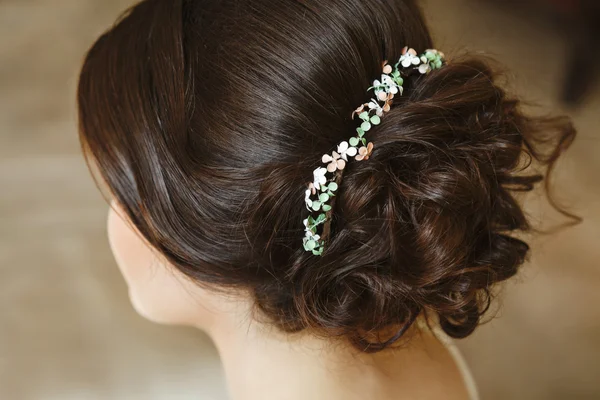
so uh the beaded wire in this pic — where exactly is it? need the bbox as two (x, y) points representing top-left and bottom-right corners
(303, 46), (446, 255)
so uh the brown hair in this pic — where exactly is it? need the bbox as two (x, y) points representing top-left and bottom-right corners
(77, 0), (579, 352)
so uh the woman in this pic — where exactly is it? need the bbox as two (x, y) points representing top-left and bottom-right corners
(77, 0), (577, 398)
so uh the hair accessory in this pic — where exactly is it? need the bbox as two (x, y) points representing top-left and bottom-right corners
(303, 47), (446, 255)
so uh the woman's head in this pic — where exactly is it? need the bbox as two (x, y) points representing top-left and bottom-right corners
(78, 0), (577, 352)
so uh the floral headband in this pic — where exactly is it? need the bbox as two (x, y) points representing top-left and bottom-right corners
(303, 46), (446, 256)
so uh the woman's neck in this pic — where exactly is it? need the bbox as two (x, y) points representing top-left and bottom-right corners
(197, 298), (469, 400)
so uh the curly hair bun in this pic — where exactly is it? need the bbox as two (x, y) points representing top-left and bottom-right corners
(283, 57), (577, 351)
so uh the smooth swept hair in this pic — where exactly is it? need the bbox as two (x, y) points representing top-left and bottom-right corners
(77, 0), (578, 352)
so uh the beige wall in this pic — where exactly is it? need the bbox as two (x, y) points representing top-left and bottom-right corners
(1, 0), (598, 399)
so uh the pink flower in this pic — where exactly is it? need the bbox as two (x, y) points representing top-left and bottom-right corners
(352, 103), (368, 120)
(322, 151), (346, 172)
(382, 60), (393, 75)
(355, 142), (374, 161)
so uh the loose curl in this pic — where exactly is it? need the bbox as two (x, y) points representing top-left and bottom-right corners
(77, 0), (579, 352)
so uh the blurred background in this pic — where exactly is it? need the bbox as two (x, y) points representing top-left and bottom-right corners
(1, 0), (598, 399)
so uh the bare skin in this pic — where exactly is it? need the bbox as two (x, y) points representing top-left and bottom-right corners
(107, 202), (471, 400)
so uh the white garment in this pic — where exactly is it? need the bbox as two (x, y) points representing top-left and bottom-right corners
(435, 330), (480, 400)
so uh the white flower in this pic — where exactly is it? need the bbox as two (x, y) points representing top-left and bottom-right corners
(312, 167), (328, 191)
(418, 63), (431, 74)
(303, 218), (320, 241)
(381, 75), (399, 94)
(337, 141), (358, 161)
(304, 189), (312, 210)
(372, 78), (384, 98)
(372, 74), (401, 103)
(305, 229), (319, 241)
(400, 47), (421, 68)
(303, 218), (312, 233)
(304, 182), (316, 210)
(303, 231), (321, 252)
(367, 99), (384, 116)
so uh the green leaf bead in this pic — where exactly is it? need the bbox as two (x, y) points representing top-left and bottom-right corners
(435, 59), (442, 68)
(359, 111), (369, 121)
(328, 182), (338, 191)
(319, 193), (330, 202)
(315, 213), (327, 224)
(356, 127), (364, 136)
(361, 121), (371, 131)
(322, 204), (332, 212)
(311, 201), (321, 211)
(306, 240), (316, 250)
(349, 137), (360, 146)
(361, 137), (367, 146)
(370, 115), (381, 125)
